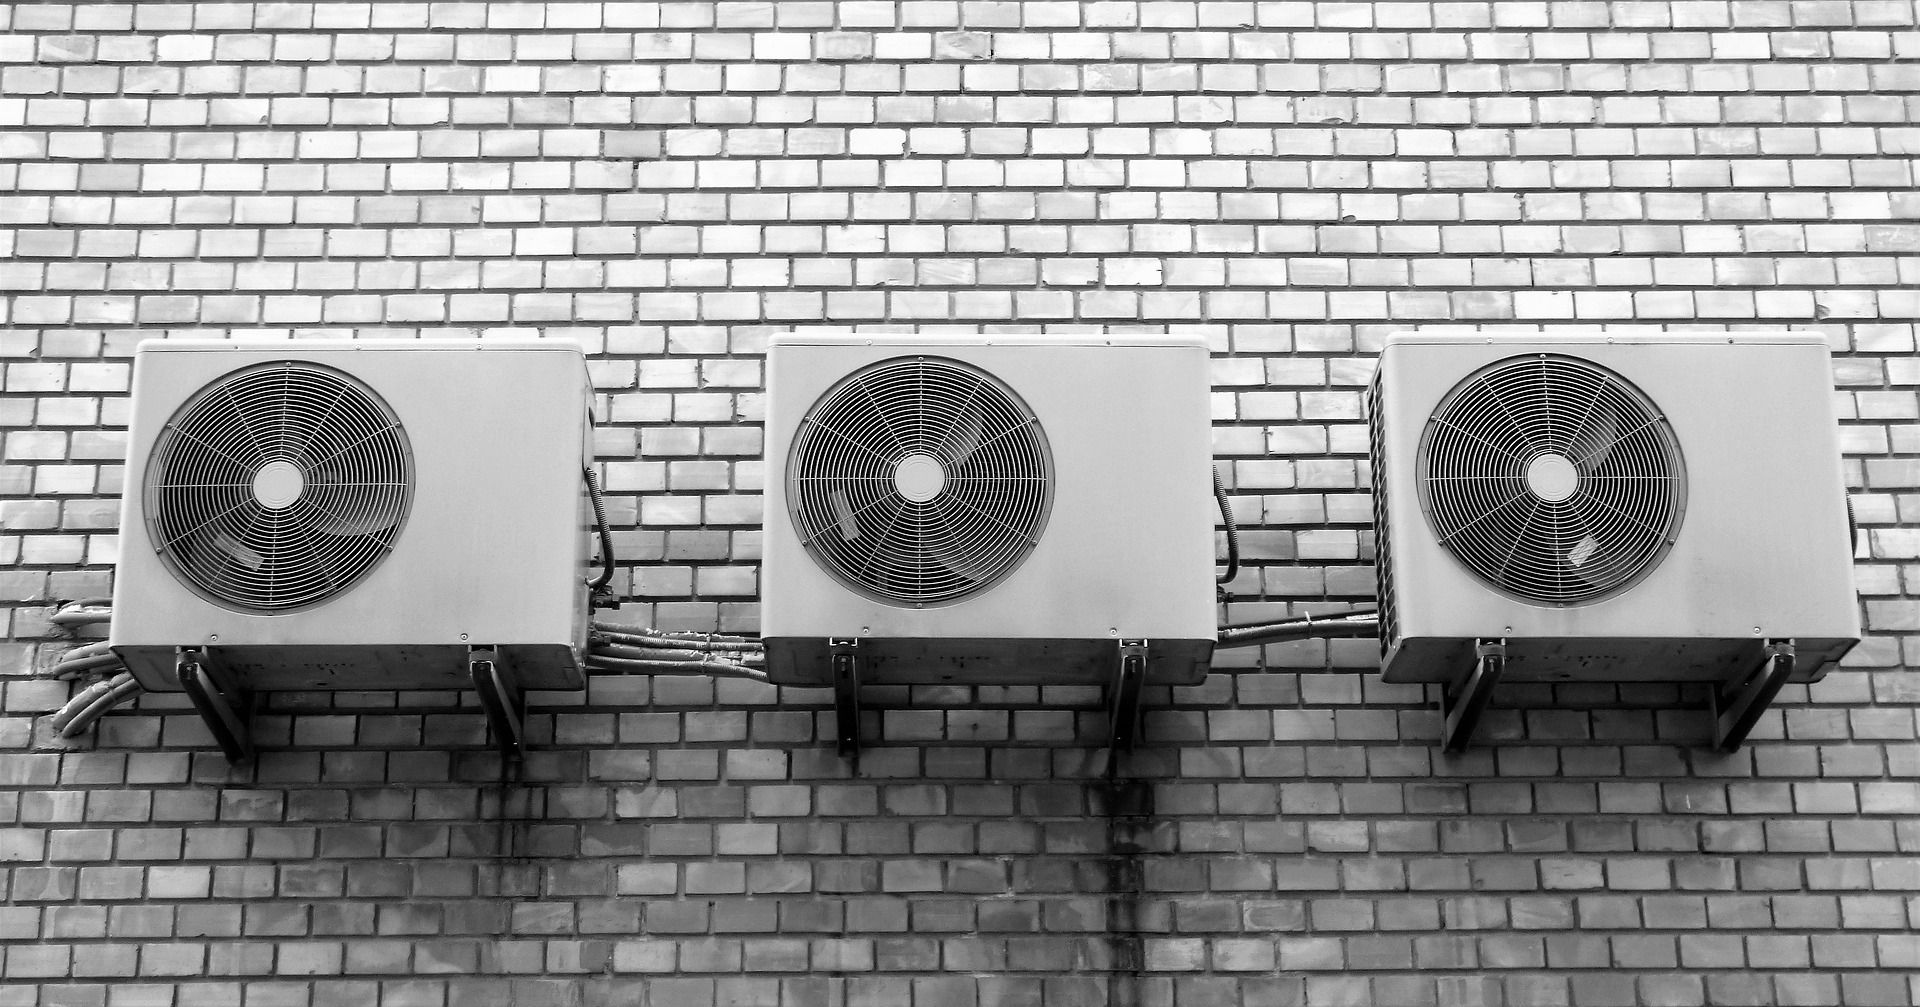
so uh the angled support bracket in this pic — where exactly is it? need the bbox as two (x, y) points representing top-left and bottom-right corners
(830, 639), (862, 758)
(469, 646), (526, 759)
(1711, 639), (1795, 752)
(1108, 640), (1149, 751)
(176, 646), (253, 763)
(1440, 638), (1505, 753)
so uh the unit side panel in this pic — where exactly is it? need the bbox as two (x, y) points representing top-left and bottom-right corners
(390, 351), (592, 648)
(1371, 342), (1479, 648)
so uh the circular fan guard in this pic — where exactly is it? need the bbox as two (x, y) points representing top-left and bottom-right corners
(145, 361), (413, 613)
(1417, 354), (1685, 605)
(787, 356), (1052, 606)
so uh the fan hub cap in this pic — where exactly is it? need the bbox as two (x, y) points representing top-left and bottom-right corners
(1524, 452), (1579, 503)
(893, 453), (946, 504)
(251, 460), (306, 511)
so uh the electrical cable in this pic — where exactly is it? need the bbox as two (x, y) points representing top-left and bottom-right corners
(1212, 467), (1240, 586)
(582, 466), (616, 599)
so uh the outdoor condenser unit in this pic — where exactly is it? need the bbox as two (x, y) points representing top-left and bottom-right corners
(1369, 331), (1860, 751)
(110, 339), (595, 760)
(761, 332), (1218, 751)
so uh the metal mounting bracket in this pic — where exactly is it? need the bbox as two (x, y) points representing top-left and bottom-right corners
(176, 647), (253, 763)
(469, 646), (526, 759)
(1440, 638), (1505, 753)
(830, 639), (862, 758)
(1711, 639), (1795, 752)
(1108, 640), (1149, 751)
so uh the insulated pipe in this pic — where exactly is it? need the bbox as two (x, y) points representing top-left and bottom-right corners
(583, 655), (769, 682)
(49, 641), (113, 665)
(589, 637), (764, 666)
(590, 624), (763, 649)
(49, 654), (126, 681)
(49, 606), (113, 629)
(59, 676), (142, 738)
(589, 642), (764, 666)
(591, 628), (763, 651)
(50, 672), (139, 736)
(1216, 611), (1380, 649)
(47, 639), (126, 681)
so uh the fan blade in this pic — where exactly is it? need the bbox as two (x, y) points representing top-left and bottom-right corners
(1567, 404), (1622, 474)
(297, 478), (406, 537)
(804, 418), (897, 471)
(921, 502), (990, 588)
(1550, 504), (1613, 595)
(939, 406), (987, 467)
(209, 531), (265, 572)
(1491, 497), (1550, 587)
(830, 488), (861, 541)
(851, 500), (919, 593)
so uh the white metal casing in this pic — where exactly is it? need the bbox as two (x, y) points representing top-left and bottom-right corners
(1371, 330), (1860, 685)
(762, 332), (1218, 687)
(111, 339), (594, 692)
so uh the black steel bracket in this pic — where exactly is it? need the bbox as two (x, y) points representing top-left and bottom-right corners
(469, 646), (526, 759)
(176, 646), (253, 763)
(1711, 639), (1795, 752)
(1108, 640), (1148, 751)
(1440, 638), (1505, 753)
(830, 638), (862, 758)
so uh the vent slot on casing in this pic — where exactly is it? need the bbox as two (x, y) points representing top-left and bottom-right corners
(1367, 371), (1399, 654)
(1416, 353), (1686, 605)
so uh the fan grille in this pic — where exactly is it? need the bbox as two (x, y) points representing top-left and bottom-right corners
(787, 356), (1052, 606)
(1417, 354), (1686, 605)
(145, 361), (413, 613)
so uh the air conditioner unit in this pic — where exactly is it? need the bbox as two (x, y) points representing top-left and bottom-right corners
(1369, 331), (1860, 750)
(110, 339), (595, 759)
(761, 332), (1218, 750)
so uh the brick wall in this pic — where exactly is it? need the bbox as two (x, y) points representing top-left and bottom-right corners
(2, 2), (1918, 1004)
